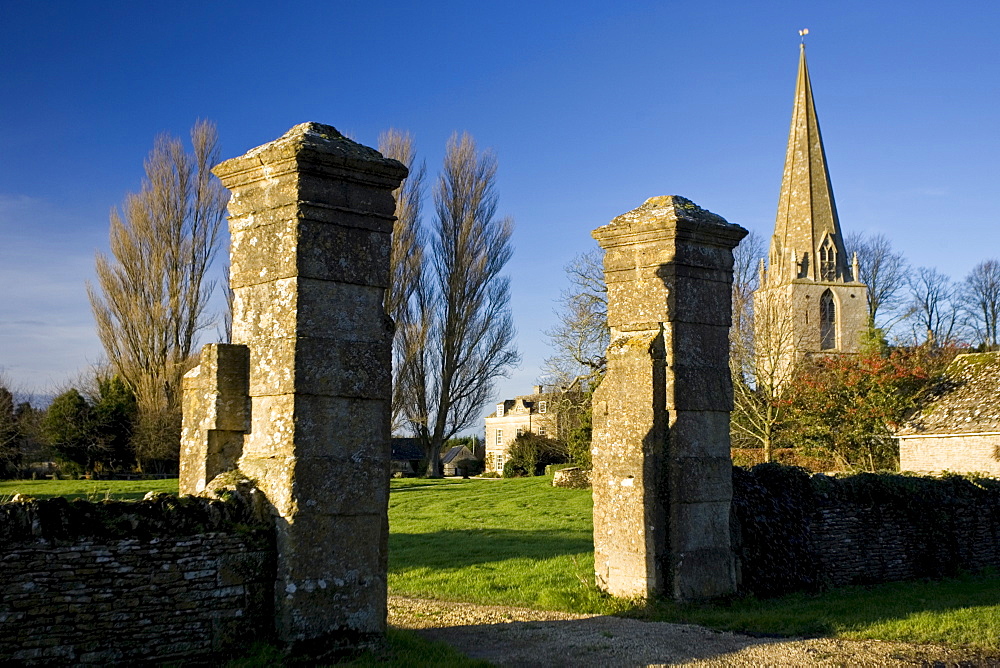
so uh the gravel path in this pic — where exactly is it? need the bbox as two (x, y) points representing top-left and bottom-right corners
(388, 596), (1000, 667)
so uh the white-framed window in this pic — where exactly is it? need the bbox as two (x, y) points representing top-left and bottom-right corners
(496, 429), (503, 445)
(539, 401), (547, 414)
(496, 403), (505, 417)
(516, 426), (524, 437)
(537, 426), (547, 437)
(495, 454), (505, 471)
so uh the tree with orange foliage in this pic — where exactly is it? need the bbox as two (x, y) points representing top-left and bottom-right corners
(781, 345), (960, 471)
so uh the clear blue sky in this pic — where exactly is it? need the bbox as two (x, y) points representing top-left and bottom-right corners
(2, 1), (999, 412)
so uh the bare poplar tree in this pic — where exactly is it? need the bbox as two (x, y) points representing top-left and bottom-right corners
(845, 231), (909, 331)
(377, 129), (427, 430)
(399, 132), (519, 477)
(905, 266), (961, 347)
(542, 247), (608, 386)
(88, 120), (228, 468)
(961, 259), (1000, 350)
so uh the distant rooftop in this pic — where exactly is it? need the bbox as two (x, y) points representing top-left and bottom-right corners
(898, 353), (1000, 436)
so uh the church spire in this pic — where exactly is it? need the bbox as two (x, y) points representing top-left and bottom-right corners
(768, 36), (851, 284)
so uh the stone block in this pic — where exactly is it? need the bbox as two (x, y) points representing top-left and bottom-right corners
(664, 323), (731, 370)
(273, 512), (388, 637)
(230, 220), (391, 289)
(666, 274), (734, 325)
(670, 546), (737, 600)
(246, 337), (390, 399)
(291, 395), (389, 460)
(605, 277), (670, 327)
(242, 395), (389, 462)
(666, 364), (733, 412)
(242, 395), (296, 458)
(670, 501), (732, 553)
(668, 457), (733, 503)
(667, 411), (732, 458)
(292, 457), (389, 516)
(233, 278), (388, 345)
(297, 172), (399, 221)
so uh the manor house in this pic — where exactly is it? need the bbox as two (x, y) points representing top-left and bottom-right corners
(484, 384), (583, 473)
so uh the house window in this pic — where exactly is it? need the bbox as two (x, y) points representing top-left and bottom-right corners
(495, 454), (505, 472)
(496, 403), (504, 417)
(496, 429), (503, 445)
(516, 426), (524, 437)
(537, 426), (547, 437)
(820, 289), (836, 350)
(539, 401), (547, 414)
(819, 237), (837, 281)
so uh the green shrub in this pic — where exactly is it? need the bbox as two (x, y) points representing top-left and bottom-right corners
(503, 432), (569, 477)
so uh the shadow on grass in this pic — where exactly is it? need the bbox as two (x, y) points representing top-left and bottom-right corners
(390, 528), (592, 568)
(629, 571), (1000, 650)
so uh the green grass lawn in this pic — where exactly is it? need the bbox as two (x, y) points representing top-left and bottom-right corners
(0, 477), (178, 501)
(388, 476), (1000, 652)
(6, 475), (1000, 652)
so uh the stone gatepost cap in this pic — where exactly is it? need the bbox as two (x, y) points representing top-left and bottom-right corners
(594, 195), (747, 247)
(213, 122), (408, 182)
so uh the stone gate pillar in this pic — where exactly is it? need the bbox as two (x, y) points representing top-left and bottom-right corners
(591, 196), (746, 601)
(211, 123), (407, 652)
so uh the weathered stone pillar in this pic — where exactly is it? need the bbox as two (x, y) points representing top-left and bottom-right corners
(179, 343), (250, 494)
(211, 123), (406, 652)
(591, 196), (746, 601)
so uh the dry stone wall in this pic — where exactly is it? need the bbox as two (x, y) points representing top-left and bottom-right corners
(0, 494), (274, 666)
(731, 465), (1000, 596)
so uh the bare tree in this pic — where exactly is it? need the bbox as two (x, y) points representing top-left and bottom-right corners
(218, 264), (234, 344)
(377, 130), (427, 431)
(958, 259), (1000, 350)
(731, 286), (801, 462)
(399, 132), (519, 477)
(846, 231), (909, 331)
(905, 266), (961, 347)
(87, 120), (228, 468)
(542, 247), (608, 387)
(730, 231), (766, 367)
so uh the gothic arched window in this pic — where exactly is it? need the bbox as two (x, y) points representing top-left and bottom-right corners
(820, 289), (836, 350)
(819, 236), (837, 281)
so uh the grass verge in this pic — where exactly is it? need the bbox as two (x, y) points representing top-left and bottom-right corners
(0, 477), (179, 501)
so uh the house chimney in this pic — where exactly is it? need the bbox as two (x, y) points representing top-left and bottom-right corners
(533, 384), (544, 395)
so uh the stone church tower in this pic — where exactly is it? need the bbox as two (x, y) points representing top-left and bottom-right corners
(754, 41), (868, 368)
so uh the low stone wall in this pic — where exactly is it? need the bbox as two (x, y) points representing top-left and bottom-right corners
(732, 464), (1000, 596)
(0, 493), (274, 666)
(552, 467), (591, 489)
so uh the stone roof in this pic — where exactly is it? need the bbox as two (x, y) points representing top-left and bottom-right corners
(897, 353), (1000, 436)
(390, 438), (423, 461)
(442, 445), (476, 465)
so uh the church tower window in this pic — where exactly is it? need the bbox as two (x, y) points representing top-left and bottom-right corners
(820, 290), (836, 350)
(819, 236), (837, 281)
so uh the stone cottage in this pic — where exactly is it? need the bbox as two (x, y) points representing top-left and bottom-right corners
(897, 352), (1000, 476)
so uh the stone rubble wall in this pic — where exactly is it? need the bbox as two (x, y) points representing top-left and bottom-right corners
(732, 465), (1000, 596)
(0, 494), (274, 666)
(552, 467), (591, 489)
